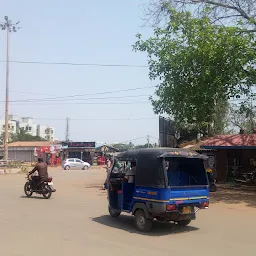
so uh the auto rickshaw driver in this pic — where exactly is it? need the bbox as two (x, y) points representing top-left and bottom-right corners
(124, 161), (136, 183)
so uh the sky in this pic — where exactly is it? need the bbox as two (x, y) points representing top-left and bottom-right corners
(0, 0), (159, 145)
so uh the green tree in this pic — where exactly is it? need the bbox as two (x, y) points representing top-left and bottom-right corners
(10, 128), (46, 142)
(134, 8), (256, 135)
(111, 143), (135, 152)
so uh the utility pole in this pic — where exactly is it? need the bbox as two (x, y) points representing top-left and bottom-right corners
(0, 17), (20, 161)
(65, 117), (70, 142)
(147, 135), (150, 148)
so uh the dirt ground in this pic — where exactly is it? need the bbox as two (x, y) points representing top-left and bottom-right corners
(0, 167), (255, 256)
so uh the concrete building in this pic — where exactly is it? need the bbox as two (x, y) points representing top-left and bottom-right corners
(0, 115), (56, 141)
(0, 120), (18, 136)
(18, 117), (38, 137)
(37, 125), (55, 141)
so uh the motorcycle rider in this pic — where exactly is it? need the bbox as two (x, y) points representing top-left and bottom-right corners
(28, 158), (55, 191)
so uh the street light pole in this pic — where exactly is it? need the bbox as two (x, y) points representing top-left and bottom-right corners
(0, 16), (20, 161)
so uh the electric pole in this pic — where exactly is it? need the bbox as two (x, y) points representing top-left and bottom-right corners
(65, 117), (70, 142)
(147, 135), (150, 148)
(0, 16), (20, 161)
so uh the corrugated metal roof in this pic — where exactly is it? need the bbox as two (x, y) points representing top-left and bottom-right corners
(8, 141), (55, 147)
(201, 134), (256, 148)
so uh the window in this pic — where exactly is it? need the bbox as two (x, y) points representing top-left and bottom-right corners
(75, 159), (82, 163)
(29, 127), (32, 131)
(68, 159), (75, 162)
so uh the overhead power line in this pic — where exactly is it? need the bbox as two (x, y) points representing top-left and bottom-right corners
(1, 85), (156, 103)
(32, 117), (157, 121)
(115, 136), (148, 145)
(7, 101), (149, 106)
(2, 94), (150, 104)
(0, 60), (149, 68)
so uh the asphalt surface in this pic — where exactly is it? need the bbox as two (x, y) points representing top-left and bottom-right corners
(0, 168), (255, 256)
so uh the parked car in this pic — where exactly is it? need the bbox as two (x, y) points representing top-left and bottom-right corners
(62, 158), (90, 170)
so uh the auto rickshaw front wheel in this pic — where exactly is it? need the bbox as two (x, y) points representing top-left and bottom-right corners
(134, 210), (152, 232)
(108, 206), (121, 218)
(177, 220), (191, 226)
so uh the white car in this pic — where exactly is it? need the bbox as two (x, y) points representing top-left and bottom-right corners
(62, 158), (90, 170)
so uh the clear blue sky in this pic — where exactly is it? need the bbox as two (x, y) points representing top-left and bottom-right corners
(0, 0), (159, 145)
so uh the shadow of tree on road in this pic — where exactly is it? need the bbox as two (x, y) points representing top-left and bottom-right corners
(210, 188), (256, 208)
(92, 215), (199, 236)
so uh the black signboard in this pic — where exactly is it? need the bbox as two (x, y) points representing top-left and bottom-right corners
(67, 142), (96, 148)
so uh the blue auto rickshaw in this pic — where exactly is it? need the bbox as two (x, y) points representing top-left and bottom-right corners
(107, 148), (209, 232)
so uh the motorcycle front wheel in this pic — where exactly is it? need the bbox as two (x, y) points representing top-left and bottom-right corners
(24, 182), (33, 197)
(42, 184), (52, 199)
(233, 179), (242, 187)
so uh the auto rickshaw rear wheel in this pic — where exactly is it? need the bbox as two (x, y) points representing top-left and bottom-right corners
(108, 206), (121, 217)
(177, 220), (191, 226)
(134, 210), (152, 232)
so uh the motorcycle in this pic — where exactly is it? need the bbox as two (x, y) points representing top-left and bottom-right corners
(207, 169), (217, 192)
(233, 169), (256, 187)
(24, 175), (55, 199)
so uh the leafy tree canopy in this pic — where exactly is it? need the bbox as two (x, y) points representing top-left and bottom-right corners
(134, 7), (256, 135)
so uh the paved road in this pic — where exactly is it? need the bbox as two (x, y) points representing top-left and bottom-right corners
(0, 168), (255, 256)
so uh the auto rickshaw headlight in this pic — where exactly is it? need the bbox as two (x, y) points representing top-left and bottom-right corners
(166, 204), (176, 211)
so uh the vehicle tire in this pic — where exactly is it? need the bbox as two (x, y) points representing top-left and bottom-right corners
(64, 165), (70, 170)
(108, 206), (121, 218)
(177, 220), (191, 226)
(134, 210), (152, 232)
(210, 184), (217, 192)
(82, 165), (89, 170)
(233, 179), (242, 187)
(42, 184), (52, 199)
(24, 182), (33, 197)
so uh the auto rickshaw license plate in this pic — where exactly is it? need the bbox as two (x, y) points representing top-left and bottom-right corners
(182, 206), (191, 214)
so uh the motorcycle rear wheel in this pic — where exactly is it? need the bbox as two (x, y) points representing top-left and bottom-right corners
(24, 182), (33, 197)
(42, 184), (52, 199)
(210, 184), (217, 192)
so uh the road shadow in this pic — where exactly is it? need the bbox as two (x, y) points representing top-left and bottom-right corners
(210, 188), (256, 208)
(20, 195), (50, 200)
(92, 215), (199, 236)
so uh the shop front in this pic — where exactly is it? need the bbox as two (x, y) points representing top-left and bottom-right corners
(63, 142), (96, 165)
(95, 145), (119, 165)
(37, 144), (62, 166)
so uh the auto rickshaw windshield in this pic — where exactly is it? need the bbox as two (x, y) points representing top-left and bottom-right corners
(112, 160), (130, 174)
(164, 158), (208, 187)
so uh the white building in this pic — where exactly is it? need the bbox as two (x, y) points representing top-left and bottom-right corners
(37, 125), (55, 141)
(18, 117), (38, 137)
(0, 115), (56, 141)
(0, 120), (18, 136)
